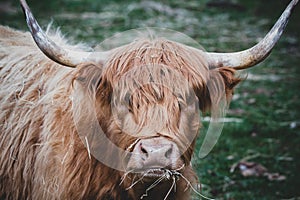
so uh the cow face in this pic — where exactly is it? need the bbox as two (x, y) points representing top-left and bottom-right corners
(113, 73), (199, 178)
(95, 40), (204, 178)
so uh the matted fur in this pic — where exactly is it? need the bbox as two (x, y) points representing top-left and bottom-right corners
(0, 25), (240, 200)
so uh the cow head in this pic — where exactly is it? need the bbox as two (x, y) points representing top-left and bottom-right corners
(20, 0), (298, 197)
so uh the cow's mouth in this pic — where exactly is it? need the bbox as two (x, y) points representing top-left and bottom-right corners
(135, 168), (167, 178)
(130, 165), (184, 181)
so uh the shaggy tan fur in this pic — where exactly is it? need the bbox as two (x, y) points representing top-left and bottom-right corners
(0, 25), (240, 200)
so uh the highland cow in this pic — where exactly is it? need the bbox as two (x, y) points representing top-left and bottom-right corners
(0, 0), (298, 199)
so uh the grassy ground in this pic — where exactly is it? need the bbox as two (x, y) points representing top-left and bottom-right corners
(1, 0), (299, 199)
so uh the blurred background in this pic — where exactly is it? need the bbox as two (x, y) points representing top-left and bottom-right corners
(1, 0), (299, 199)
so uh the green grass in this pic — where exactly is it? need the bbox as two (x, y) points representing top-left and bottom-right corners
(1, 0), (299, 199)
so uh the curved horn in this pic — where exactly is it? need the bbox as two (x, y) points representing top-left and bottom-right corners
(20, 0), (108, 67)
(206, 0), (298, 70)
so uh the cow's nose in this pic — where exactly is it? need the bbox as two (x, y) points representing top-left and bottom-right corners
(127, 137), (181, 170)
(138, 141), (174, 162)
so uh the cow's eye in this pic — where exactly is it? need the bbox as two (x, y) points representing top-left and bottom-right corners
(178, 101), (182, 112)
(95, 77), (102, 90)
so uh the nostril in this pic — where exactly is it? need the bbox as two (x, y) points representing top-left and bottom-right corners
(164, 145), (173, 159)
(140, 143), (148, 158)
